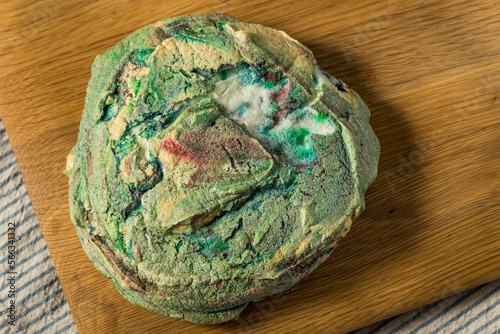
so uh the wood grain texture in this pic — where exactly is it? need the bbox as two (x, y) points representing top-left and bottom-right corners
(1, 0), (499, 333)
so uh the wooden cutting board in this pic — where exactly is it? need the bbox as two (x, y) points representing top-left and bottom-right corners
(1, 0), (499, 333)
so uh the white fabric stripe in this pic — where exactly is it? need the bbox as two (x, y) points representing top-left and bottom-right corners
(0, 160), (17, 176)
(0, 117), (77, 333)
(55, 322), (78, 334)
(0, 172), (22, 195)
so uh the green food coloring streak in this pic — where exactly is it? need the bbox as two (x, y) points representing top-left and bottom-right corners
(316, 113), (329, 122)
(295, 128), (310, 146)
(131, 48), (154, 65)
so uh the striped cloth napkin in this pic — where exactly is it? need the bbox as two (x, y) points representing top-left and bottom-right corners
(0, 117), (77, 333)
(1, 114), (499, 333)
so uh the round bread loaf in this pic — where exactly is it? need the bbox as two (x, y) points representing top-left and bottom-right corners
(66, 13), (380, 324)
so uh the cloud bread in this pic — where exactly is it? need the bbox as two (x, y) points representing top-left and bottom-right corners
(66, 13), (380, 324)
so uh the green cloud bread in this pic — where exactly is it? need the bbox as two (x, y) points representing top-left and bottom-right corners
(65, 13), (380, 325)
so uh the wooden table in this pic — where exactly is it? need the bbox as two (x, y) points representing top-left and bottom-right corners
(1, 0), (499, 333)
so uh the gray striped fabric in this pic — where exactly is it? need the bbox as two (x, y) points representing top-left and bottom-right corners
(0, 117), (77, 333)
(1, 115), (500, 334)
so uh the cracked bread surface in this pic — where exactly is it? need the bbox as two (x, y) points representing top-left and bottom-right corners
(66, 13), (380, 324)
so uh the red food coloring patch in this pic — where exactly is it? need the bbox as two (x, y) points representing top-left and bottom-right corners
(158, 291), (171, 297)
(214, 281), (226, 289)
(85, 152), (93, 177)
(150, 22), (164, 28)
(183, 133), (272, 186)
(161, 138), (196, 162)
(271, 109), (287, 127)
(273, 85), (290, 105)
(148, 29), (173, 46)
(261, 71), (278, 83)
